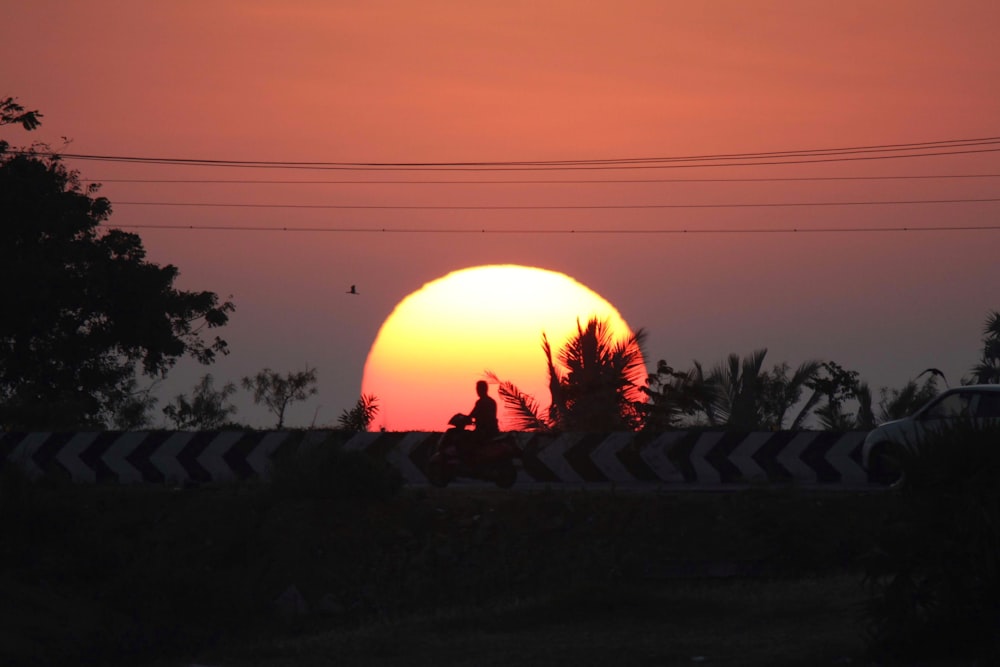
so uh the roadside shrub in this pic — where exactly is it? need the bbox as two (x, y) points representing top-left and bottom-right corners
(863, 420), (1000, 663)
(269, 434), (402, 503)
(0, 462), (79, 546)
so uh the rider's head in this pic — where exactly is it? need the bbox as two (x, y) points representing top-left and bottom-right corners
(476, 380), (489, 397)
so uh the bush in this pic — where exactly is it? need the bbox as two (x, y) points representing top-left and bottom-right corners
(863, 420), (1000, 663)
(268, 434), (402, 503)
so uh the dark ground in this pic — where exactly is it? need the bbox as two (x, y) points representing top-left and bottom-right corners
(1, 473), (927, 666)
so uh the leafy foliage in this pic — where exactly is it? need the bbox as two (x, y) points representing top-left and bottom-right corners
(162, 374), (238, 430)
(241, 367), (318, 428)
(638, 360), (711, 430)
(968, 310), (1000, 384)
(0, 108), (234, 430)
(863, 421), (1000, 663)
(337, 393), (380, 432)
(0, 96), (42, 141)
(877, 374), (939, 422)
(698, 349), (824, 430)
(486, 376), (552, 432)
(642, 350), (821, 430)
(491, 317), (647, 432)
(642, 355), (953, 431)
(704, 349), (771, 429)
(757, 360), (824, 429)
(804, 361), (870, 429)
(106, 373), (160, 429)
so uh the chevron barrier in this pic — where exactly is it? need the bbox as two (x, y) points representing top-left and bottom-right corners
(0, 429), (875, 487)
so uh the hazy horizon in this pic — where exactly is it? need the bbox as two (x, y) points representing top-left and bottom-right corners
(4, 0), (999, 429)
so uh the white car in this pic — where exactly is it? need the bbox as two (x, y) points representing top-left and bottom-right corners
(862, 384), (1000, 484)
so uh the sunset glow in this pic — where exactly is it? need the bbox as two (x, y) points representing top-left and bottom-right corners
(361, 265), (642, 432)
(4, 2), (999, 428)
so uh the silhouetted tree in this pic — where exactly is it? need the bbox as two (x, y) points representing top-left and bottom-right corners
(639, 360), (712, 430)
(968, 310), (1000, 384)
(163, 374), (238, 430)
(491, 317), (647, 432)
(688, 349), (821, 430)
(106, 373), (160, 430)
(0, 104), (234, 430)
(337, 393), (379, 432)
(854, 382), (877, 430)
(758, 359), (824, 429)
(650, 350), (824, 430)
(803, 361), (872, 430)
(0, 96), (42, 138)
(242, 367), (318, 428)
(705, 349), (770, 429)
(878, 375), (939, 423)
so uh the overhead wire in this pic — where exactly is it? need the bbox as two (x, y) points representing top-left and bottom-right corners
(16, 133), (995, 235)
(78, 174), (1000, 184)
(22, 135), (1000, 170)
(42, 148), (1000, 170)
(102, 223), (1000, 235)
(111, 197), (1000, 210)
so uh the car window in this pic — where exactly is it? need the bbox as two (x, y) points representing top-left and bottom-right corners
(922, 392), (972, 420)
(975, 393), (1000, 419)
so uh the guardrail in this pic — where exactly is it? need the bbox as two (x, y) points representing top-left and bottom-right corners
(0, 429), (875, 486)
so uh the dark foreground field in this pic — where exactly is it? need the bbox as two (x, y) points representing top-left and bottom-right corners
(0, 472), (974, 666)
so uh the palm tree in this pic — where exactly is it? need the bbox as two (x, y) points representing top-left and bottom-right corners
(760, 359), (824, 430)
(969, 310), (1000, 384)
(853, 381), (877, 431)
(677, 350), (821, 430)
(489, 317), (647, 432)
(702, 349), (769, 429)
(639, 360), (714, 430)
(877, 376), (939, 422)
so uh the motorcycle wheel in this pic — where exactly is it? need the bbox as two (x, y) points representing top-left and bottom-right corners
(425, 459), (451, 488)
(494, 462), (517, 489)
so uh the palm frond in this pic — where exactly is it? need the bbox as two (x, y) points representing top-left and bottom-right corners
(690, 360), (721, 426)
(706, 348), (769, 429)
(789, 388), (822, 430)
(499, 382), (553, 432)
(854, 381), (876, 430)
(983, 310), (1000, 339)
(772, 359), (821, 429)
(541, 333), (567, 427)
(485, 371), (553, 432)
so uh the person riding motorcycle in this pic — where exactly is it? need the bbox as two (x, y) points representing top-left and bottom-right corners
(424, 380), (518, 488)
(466, 380), (499, 439)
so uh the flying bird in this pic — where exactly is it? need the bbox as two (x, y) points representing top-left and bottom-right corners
(917, 367), (949, 387)
(347, 285), (359, 295)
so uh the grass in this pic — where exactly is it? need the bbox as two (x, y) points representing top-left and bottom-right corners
(1, 464), (975, 666)
(199, 575), (868, 667)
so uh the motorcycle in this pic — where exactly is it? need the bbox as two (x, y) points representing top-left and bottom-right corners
(424, 413), (521, 488)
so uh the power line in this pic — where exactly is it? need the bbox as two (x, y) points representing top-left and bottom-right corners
(79, 173), (1000, 185)
(24, 135), (1000, 171)
(101, 223), (1000, 234)
(112, 197), (1000, 210)
(48, 147), (1000, 170)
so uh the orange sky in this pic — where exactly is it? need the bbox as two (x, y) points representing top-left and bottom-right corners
(3, 1), (1000, 428)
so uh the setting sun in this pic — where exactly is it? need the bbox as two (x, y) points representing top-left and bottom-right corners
(361, 265), (643, 431)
